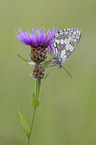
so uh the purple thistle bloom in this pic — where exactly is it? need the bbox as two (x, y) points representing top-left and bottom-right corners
(15, 26), (58, 54)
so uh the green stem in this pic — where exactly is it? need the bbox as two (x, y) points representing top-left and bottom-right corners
(27, 106), (36, 145)
(27, 136), (30, 145)
(37, 79), (41, 99)
(27, 79), (41, 145)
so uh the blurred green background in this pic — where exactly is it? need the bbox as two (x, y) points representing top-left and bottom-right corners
(0, 0), (96, 145)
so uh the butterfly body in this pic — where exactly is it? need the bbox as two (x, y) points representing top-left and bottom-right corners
(52, 28), (82, 67)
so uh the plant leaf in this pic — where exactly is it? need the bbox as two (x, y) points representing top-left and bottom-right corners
(36, 100), (40, 108)
(32, 93), (36, 108)
(17, 54), (35, 65)
(17, 110), (30, 135)
(32, 93), (40, 108)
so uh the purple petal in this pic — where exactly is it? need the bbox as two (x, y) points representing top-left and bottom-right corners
(15, 26), (58, 54)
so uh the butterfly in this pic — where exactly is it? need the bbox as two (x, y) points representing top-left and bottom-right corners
(52, 28), (82, 77)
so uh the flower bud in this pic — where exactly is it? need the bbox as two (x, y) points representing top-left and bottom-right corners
(32, 64), (45, 79)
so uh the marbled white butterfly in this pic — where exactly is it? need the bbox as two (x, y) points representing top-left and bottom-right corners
(52, 28), (82, 77)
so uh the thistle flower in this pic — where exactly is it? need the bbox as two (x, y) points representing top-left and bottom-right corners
(15, 26), (58, 54)
(16, 26), (58, 78)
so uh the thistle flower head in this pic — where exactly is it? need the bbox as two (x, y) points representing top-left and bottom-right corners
(15, 26), (58, 54)
(32, 64), (45, 79)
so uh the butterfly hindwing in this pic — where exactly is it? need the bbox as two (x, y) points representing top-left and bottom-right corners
(53, 28), (82, 65)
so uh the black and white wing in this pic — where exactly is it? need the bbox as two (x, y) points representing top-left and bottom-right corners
(53, 28), (82, 63)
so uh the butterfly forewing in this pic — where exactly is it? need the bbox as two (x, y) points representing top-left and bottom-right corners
(53, 28), (82, 63)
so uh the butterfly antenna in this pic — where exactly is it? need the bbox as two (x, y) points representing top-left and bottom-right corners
(62, 66), (72, 78)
